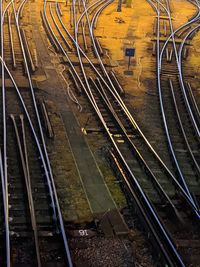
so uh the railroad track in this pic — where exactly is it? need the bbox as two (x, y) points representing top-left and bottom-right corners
(0, 0), (198, 265)
(42, 0), (200, 266)
(148, 0), (200, 264)
(2, 1), (35, 75)
(0, 0), (73, 266)
(146, 0), (200, 195)
(153, 0), (200, 206)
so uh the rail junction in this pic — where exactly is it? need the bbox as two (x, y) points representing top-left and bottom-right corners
(0, 0), (199, 266)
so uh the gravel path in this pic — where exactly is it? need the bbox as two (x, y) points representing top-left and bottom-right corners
(70, 234), (155, 267)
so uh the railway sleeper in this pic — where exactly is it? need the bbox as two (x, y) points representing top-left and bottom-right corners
(9, 202), (51, 211)
(107, 151), (182, 266)
(10, 215), (53, 225)
(39, 100), (54, 139)
(10, 230), (53, 238)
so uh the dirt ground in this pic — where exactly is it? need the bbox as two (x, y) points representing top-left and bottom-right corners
(96, 0), (198, 121)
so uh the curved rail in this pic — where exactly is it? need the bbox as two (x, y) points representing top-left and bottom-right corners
(44, 0), (189, 265)
(74, 0), (200, 214)
(13, 0), (58, 226)
(88, 0), (200, 212)
(169, 80), (200, 174)
(148, 0), (200, 215)
(178, 23), (200, 128)
(49, 0), (200, 213)
(42, 1), (200, 265)
(158, 0), (200, 138)
(14, 1), (73, 265)
(74, 3), (185, 264)
(1, 1), (16, 266)
(0, 0), (73, 265)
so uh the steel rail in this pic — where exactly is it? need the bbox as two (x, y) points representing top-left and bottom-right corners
(0, 29), (73, 267)
(81, 20), (88, 51)
(72, 0), (135, 133)
(0, 54), (62, 265)
(80, 0), (111, 61)
(77, 0), (108, 32)
(45, 1), (200, 239)
(92, 1), (106, 29)
(75, 16), (185, 265)
(72, 0), (102, 109)
(162, 0), (200, 204)
(1, 1), (72, 266)
(187, 0), (200, 19)
(91, 77), (179, 214)
(108, 151), (185, 266)
(49, 2), (98, 111)
(178, 23), (200, 128)
(55, 0), (137, 127)
(87, 0), (200, 212)
(149, 0), (199, 215)
(46, 0), (121, 148)
(187, 82), (200, 121)
(45, 0), (114, 151)
(0, 53), (53, 264)
(20, 114), (41, 267)
(19, 0), (26, 19)
(88, 82), (185, 266)
(77, 0), (105, 22)
(72, 0), (197, 266)
(157, 1), (200, 139)
(43, 1), (100, 115)
(74, 0), (200, 208)
(78, 0), (82, 13)
(21, 28), (36, 72)
(13, 1), (73, 265)
(70, 1), (73, 27)
(157, 0), (200, 69)
(60, 0), (106, 52)
(74, 0), (141, 131)
(159, 8), (200, 70)
(72, 0), (185, 261)
(169, 80), (200, 175)
(0, 148), (8, 265)
(12, 0), (58, 223)
(10, 114), (41, 267)
(1, 1), (15, 266)
(88, 0), (107, 16)
(48, 4), (72, 50)
(165, 0), (199, 199)
(47, 1), (187, 264)
(88, 0), (198, 214)
(41, 102), (54, 139)
(57, 2), (63, 16)
(53, 0), (200, 211)
(109, 150), (183, 267)
(41, 9), (60, 52)
(77, 0), (109, 60)
(177, 25), (191, 38)
(165, 0), (200, 137)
